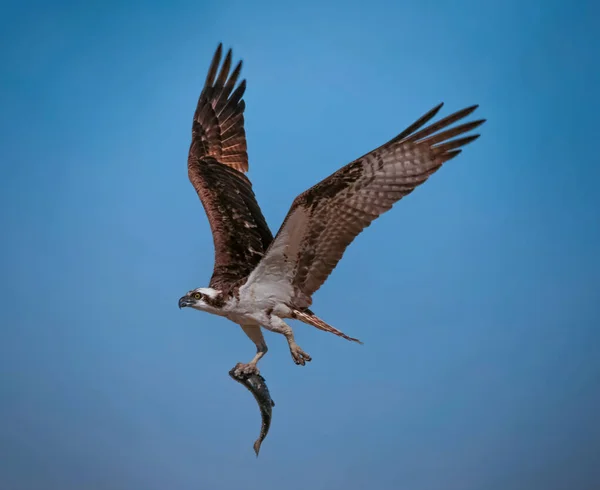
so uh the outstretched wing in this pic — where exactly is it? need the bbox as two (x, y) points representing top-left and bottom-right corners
(244, 103), (485, 308)
(188, 44), (273, 290)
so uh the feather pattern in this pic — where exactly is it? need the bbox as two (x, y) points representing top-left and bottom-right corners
(246, 103), (485, 307)
(188, 44), (273, 290)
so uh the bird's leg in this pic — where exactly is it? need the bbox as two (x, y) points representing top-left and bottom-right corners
(235, 324), (268, 376)
(263, 317), (312, 366)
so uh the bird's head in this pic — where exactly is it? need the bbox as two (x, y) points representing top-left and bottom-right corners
(178, 287), (224, 313)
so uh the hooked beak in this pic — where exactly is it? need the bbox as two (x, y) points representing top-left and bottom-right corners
(179, 296), (193, 309)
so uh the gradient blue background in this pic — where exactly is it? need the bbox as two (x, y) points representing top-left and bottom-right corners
(1, 0), (599, 489)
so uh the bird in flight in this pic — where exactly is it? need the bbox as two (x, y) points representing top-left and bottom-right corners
(178, 44), (485, 376)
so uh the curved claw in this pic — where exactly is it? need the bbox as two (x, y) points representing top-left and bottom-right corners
(290, 344), (312, 366)
(233, 362), (260, 377)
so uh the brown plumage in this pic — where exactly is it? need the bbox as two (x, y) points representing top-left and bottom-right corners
(187, 44), (273, 291)
(180, 43), (485, 386)
(245, 103), (485, 309)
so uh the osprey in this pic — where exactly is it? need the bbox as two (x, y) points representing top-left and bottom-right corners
(178, 44), (485, 376)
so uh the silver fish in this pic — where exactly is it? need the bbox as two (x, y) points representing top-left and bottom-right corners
(229, 364), (275, 456)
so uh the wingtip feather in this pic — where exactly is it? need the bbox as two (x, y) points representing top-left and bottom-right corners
(205, 43), (223, 87)
(460, 104), (479, 118)
(424, 102), (445, 121)
(444, 149), (463, 161)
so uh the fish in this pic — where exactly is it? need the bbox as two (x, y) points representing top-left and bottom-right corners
(228, 364), (276, 456)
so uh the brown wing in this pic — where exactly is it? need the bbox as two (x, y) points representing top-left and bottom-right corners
(188, 44), (272, 290)
(245, 103), (485, 308)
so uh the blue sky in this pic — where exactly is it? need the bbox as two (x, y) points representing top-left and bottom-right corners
(1, 0), (599, 488)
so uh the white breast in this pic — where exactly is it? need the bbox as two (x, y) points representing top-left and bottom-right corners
(223, 282), (292, 326)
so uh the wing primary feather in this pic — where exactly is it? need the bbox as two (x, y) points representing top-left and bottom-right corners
(391, 102), (444, 143)
(218, 80), (247, 124)
(221, 108), (244, 135)
(440, 149), (463, 162)
(188, 45), (273, 290)
(406, 104), (479, 143)
(433, 134), (481, 153)
(246, 103), (485, 304)
(204, 43), (222, 90)
(191, 46), (486, 305)
(216, 48), (233, 87)
(220, 61), (243, 101)
(423, 120), (485, 146)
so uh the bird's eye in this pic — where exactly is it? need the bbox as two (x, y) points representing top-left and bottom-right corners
(193, 292), (202, 300)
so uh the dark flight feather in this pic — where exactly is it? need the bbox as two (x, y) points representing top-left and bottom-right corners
(188, 44), (273, 290)
(250, 103), (485, 305)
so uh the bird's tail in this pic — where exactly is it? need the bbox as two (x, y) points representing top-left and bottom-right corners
(291, 309), (363, 344)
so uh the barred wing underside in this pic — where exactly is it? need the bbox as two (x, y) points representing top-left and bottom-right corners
(188, 44), (273, 290)
(245, 103), (485, 308)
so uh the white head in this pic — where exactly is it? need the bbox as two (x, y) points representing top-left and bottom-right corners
(178, 287), (224, 313)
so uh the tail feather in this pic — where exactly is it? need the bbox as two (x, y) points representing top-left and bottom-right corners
(292, 309), (363, 344)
